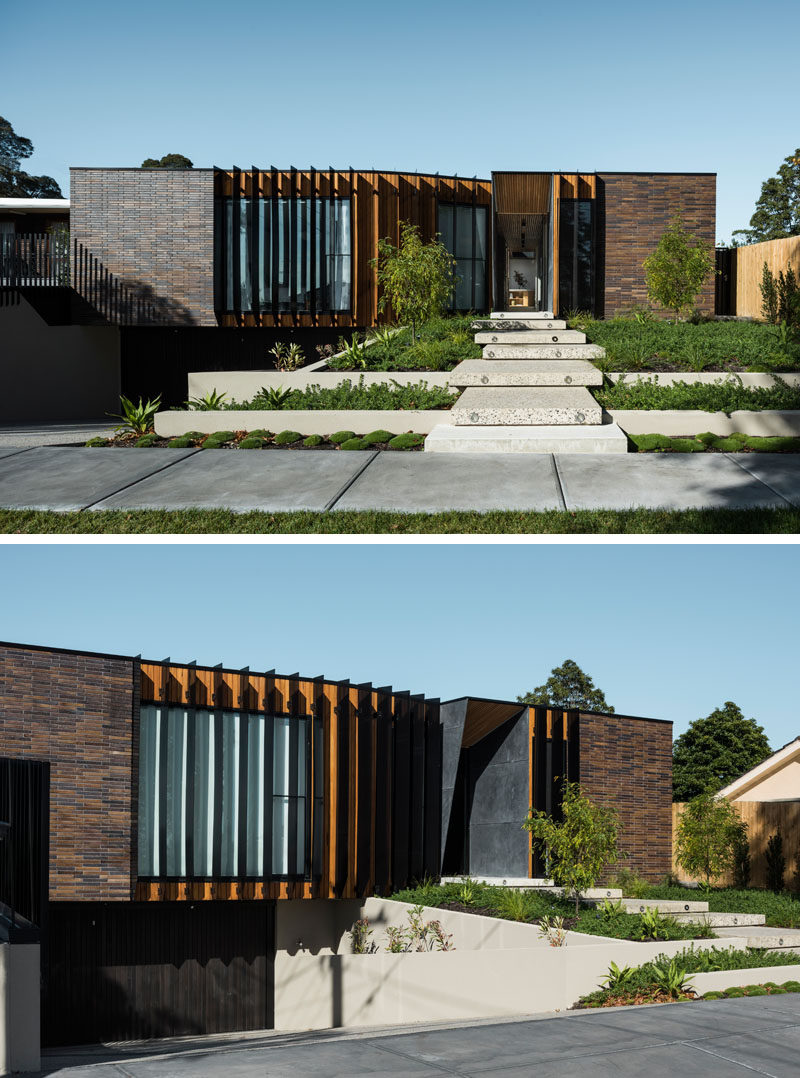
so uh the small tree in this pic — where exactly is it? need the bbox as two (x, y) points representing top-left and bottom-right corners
(759, 262), (800, 330)
(765, 831), (786, 893)
(672, 702), (771, 802)
(675, 793), (743, 886)
(141, 153), (193, 169)
(523, 782), (621, 914)
(372, 222), (455, 340)
(518, 658), (614, 712)
(643, 214), (713, 321)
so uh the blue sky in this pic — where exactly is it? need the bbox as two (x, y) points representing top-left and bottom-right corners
(5, 0), (798, 243)
(0, 543), (796, 747)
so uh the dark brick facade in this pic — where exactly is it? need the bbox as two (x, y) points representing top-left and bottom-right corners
(597, 173), (716, 317)
(0, 642), (138, 900)
(578, 711), (673, 881)
(69, 168), (216, 326)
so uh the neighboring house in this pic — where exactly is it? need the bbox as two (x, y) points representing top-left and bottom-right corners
(0, 167), (717, 407)
(0, 640), (673, 1046)
(718, 737), (800, 802)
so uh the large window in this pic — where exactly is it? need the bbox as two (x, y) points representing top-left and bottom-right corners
(217, 197), (352, 314)
(138, 705), (322, 880)
(437, 203), (488, 310)
(558, 199), (594, 314)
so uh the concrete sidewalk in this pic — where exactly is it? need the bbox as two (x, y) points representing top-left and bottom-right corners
(0, 447), (797, 513)
(39, 995), (800, 1076)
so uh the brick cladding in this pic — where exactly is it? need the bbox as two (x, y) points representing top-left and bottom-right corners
(597, 173), (716, 317)
(69, 168), (216, 326)
(578, 712), (673, 881)
(0, 643), (139, 900)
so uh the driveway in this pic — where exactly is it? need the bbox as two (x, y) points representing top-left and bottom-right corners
(41, 995), (800, 1076)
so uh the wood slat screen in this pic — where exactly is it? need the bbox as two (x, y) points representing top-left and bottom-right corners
(732, 235), (800, 319)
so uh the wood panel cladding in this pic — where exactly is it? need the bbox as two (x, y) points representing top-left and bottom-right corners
(136, 661), (441, 901)
(214, 169), (492, 328)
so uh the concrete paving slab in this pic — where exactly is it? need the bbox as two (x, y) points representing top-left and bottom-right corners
(333, 453), (563, 512)
(0, 447), (31, 462)
(0, 422), (116, 448)
(727, 453), (800, 507)
(0, 447), (199, 511)
(556, 453), (789, 510)
(93, 450), (377, 512)
(472, 318), (566, 331)
(487, 1041), (747, 1077)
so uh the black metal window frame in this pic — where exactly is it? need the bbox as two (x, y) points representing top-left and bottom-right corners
(436, 194), (488, 311)
(558, 198), (596, 315)
(0, 756), (49, 940)
(137, 704), (322, 884)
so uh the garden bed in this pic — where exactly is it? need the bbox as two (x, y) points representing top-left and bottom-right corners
(324, 316), (482, 372)
(596, 376), (800, 412)
(629, 433), (800, 452)
(88, 429), (427, 451)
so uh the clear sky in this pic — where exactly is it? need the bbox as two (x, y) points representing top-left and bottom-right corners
(0, 542), (796, 747)
(5, 0), (798, 244)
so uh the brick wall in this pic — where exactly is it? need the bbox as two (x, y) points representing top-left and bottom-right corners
(0, 642), (138, 900)
(597, 173), (716, 317)
(578, 712), (673, 881)
(70, 168), (216, 326)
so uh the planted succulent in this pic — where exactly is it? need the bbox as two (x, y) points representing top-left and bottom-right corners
(187, 388), (228, 410)
(108, 394), (162, 437)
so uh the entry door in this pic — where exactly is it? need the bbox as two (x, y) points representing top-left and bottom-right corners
(44, 900), (275, 1046)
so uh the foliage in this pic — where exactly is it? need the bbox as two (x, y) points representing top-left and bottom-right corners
(329, 430), (357, 444)
(608, 869), (653, 899)
(340, 437), (367, 450)
(600, 961), (636, 993)
(269, 342), (306, 372)
(0, 115), (62, 197)
(595, 374), (800, 413)
(236, 377), (456, 412)
(141, 153), (193, 168)
(733, 148), (800, 243)
(523, 783), (621, 914)
(108, 394), (162, 436)
(631, 432), (800, 454)
(239, 436), (265, 448)
(85, 437), (110, 447)
(456, 877), (478, 906)
(643, 215), (714, 320)
(651, 957), (695, 998)
(336, 334), (369, 369)
(388, 432), (425, 449)
(675, 793), (744, 885)
(518, 658), (614, 712)
(537, 915), (567, 947)
(732, 825), (752, 889)
(188, 388), (228, 410)
(766, 832), (786, 893)
(760, 263), (800, 331)
(134, 433), (159, 447)
(362, 429), (394, 445)
(274, 430), (302, 445)
(201, 431), (234, 448)
(350, 918), (375, 954)
(327, 316), (481, 373)
(492, 888), (532, 922)
(303, 434), (324, 447)
(381, 905), (455, 953)
(672, 702), (771, 801)
(373, 222), (456, 340)
(635, 909), (678, 941)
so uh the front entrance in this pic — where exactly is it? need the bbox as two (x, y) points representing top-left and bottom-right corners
(43, 900), (275, 1046)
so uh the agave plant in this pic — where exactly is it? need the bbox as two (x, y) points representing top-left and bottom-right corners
(651, 957), (695, 999)
(187, 388), (228, 410)
(365, 325), (397, 349)
(338, 333), (368, 369)
(108, 394), (162, 436)
(600, 961), (635, 993)
(258, 386), (293, 409)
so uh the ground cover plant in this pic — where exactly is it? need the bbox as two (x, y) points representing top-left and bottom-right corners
(85, 428), (427, 451)
(596, 375), (800, 412)
(214, 378), (458, 411)
(3, 507), (800, 535)
(630, 432), (800, 453)
(568, 316), (800, 373)
(620, 882), (800, 929)
(326, 316), (482, 372)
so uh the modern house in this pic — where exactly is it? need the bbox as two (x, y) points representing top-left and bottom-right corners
(0, 167), (716, 410)
(0, 640), (672, 1048)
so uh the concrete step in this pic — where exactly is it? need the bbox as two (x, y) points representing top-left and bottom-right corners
(714, 926), (800, 951)
(472, 318), (566, 331)
(475, 330), (586, 345)
(451, 387), (601, 426)
(483, 344), (605, 360)
(671, 912), (766, 927)
(490, 310), (554, 319)
(439, 876), (622, 898)
(424, 423), (629, 454)
(449, 360), (602, 388)
(585, 897), (709, 914)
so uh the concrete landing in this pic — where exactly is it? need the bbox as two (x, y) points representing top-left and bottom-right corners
(715, 926), (800, 951)
(489, 310), (554, 318)
(482, 344), (606, 360)
(585, 898), (709, 914)
(449, 360), (602, 388)
(451, 387), (602, 426)
(672, 912), (766, 927)
(472, 318), (566, 331)
(475, 330), (586, 345)
(424, 424), (628, 454)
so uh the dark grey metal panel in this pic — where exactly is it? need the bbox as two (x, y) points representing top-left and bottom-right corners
(439, 699), (468, 869)
(468, 712), (529, 878)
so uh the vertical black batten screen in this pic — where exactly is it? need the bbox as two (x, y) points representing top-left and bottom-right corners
(185, 710), (196, 879)
(237, 713), (250, 878)
(471, 183), (477, 309)
(335, 682), (350, 896)
(271, 169), (279, 316)
(287, 715), (300, 877)
(289, 167), (298, 318)
(550, 711), (564, 822)
(231, 168), (241, 314)
(320, 172), (329, 311)
(211, 712), (224, 878)
(262, 713), (274, 879)
(157, 708), (170, 879)
(250, 169), (260, 318)
(310, 168), (317, 319)
(349, 168), (355, 319)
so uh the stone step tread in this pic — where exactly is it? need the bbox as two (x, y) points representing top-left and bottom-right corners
(449, 360), (602, 388)
(483, 344), (606, 360)
(585, 898), (709, 913)
(475, 330), (587, 345)
(715, 927), (800, 946)
(424, 423), (628, 454)
(672, 913), (766, 926)
(472, 319), (567, 331)
(452, 387), (601, 426)
(490, 310), (555, 318)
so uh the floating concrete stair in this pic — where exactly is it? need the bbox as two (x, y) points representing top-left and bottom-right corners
(671, 912), (766, 927)
(473, 318), (566, 331)
(489, 310), (554, 319)
(482, 344), (606, 360)
(714, 926), (800, 951)
(424, 424), (628, 454)
(475, 330), (586, 345)
(449, 360), (603, 388)
(451, 387), (602, 426)
(584, 897), (710, 914)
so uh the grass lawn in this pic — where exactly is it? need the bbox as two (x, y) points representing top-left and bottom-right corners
(2, 507), (799, 534)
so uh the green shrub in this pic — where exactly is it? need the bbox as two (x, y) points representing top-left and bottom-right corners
(696, 431), (718, 445)
(239, 436), (265, 449)
(492, 888), (533, 922)
(750, 436), (799, 451)
(362, 429), (394, 445)
(747, 985), (769, 995)
(167, 436), (197, 448)
(631, 433), (674, 452)
(596, 375), (800, 413)
(230, 377), (456, 412)
(85, 437), (110, 447)
(274, 430), (302, 445)
(329, 430), (357, 444)
(388, 432), (425, 449)
(303, 434), (324, 447)
(339, 437), (368, 450)
(135, 433), (160, 447)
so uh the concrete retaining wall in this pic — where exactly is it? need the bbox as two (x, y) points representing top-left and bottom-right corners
(0, 943), (40, 1076)
(692, 964), (800, 995)
(608, 373), (800, 387)
(188, 369), (454, 398)
(610, 410), (800, 436)
(155, 409), (448, 437)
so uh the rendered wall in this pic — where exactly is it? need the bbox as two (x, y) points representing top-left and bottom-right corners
(0, 296), (120, 421)
(0, 943), (40, 1075)
(70, 168), (216, 326)
(0, 643), (138, 900)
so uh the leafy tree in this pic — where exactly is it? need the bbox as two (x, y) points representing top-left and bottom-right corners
(672, 702), (771, 802)
(766, 832), (786, 893)
(141, 153), (193, 169)
(518, 658), (614, 712)
(675, 793), (743, 886)
(643, 214), (713, 320)
(372, 222), (455, 340)
(523, 782), (621, 914)
(733, 148), (800, 244)
(0, 116), (62, 198)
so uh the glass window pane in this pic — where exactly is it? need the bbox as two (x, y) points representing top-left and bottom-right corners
(192, 710), (214, 877)
(137, 705), (159, 876)
(219, 711), (239, 876)
(274, 716), (291, 796)
(455, 205), (474, 258)
(165, 708), (187, 877)
(455, 260), (473, 309)
(246, 714), (264, 877)
(438, 204), (453, 251)
(474, 207), (487, 261)
(272, 795), (289, 876)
